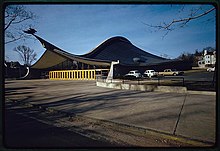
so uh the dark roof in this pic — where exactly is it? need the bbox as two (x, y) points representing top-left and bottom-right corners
(82, 36), (168, 65)
(31, 34), (170, 69)
(206, 51), (215, 55)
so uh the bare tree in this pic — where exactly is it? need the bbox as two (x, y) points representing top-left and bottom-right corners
(13, 45), (37, 66)
(4, 5), (36, 44)
(144, 5), (215, 38)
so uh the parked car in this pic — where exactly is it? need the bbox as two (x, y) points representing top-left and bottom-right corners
(207, 67), (215, 72)
(158, 69), (184, 76)
(143, 70), (158, 78)
(124, 70), (142, 79)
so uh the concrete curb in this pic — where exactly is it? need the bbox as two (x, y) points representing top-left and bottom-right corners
(75, 115), (213, 147)
(96, 81), (215, 95)
(7, 99), (214, 147)
(97, 81), (187, 93)
(187, 90), (216, 95)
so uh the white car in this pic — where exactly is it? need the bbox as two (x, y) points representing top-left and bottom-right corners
(124, 70), (142, 78)
(207, 67), (215, 72)
(144, 70), (158, 78)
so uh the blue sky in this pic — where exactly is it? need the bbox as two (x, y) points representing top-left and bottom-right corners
(5, 4), (216, 64)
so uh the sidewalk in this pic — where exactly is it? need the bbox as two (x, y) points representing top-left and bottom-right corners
(5, 80), (216, 145)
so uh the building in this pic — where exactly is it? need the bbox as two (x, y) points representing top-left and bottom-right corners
(198, 50), (216, 68)
(22, 30), (192, 80)
(5, 61), (27, 79)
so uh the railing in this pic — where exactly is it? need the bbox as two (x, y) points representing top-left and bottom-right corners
(49, 69), (110, 80)
(96, 75), (108, 82)
(97, 75), (185, 86)
(49, 69), (96, 80)
(96, 74), (216, 91)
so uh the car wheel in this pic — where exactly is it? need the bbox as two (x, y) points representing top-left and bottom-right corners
(173, 73), (177, 76)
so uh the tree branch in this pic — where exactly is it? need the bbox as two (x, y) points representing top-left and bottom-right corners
(143, 7), (215, 37)
(4, 16), (16, 31)
(5, 33), (25, 44)
(12, 16), (32, 24)
(4, 5), (37, 44)
(163, 7), (215, 30)
(13, 45), (37, 66)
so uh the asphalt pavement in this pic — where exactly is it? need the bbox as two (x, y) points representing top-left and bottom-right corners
(4, 103), (118, 148)
(184, 70), (214, 81)
(4, 79), (216, 147)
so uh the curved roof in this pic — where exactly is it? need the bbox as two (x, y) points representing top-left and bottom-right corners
(31, 34), (169, 69)
(81, 36), (168, 65)
(31, 35), (111, 69)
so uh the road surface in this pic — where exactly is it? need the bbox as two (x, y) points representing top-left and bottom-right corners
(4, 104), (118, 148)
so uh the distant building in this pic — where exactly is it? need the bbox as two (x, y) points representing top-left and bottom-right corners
(5, 61), (27, 79)
(5, 61), (21, 68)
(198, 50), (216, 67)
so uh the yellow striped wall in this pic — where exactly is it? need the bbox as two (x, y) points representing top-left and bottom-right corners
(49, 69), (108, 80)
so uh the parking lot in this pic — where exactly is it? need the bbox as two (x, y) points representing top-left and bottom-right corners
(104, 70), (216, 91)
(5, 78), (216, 145)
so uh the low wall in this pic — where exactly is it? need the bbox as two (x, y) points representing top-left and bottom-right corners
(96, 81), (187, 93)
